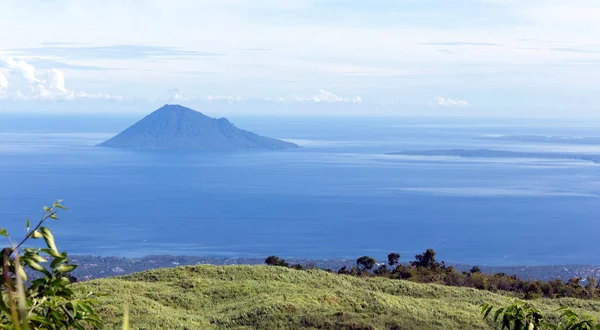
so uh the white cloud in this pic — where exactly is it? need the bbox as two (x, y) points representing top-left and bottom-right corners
(309, 90), (361, 103)
(4, 57), (41, 84)
(0, 57), (121, 101)
(47, 69), (68, 94)
(206, 95), (244, 103)
(434, 97), (471, 107)
(0, 72), (8, 90)
(266, 90), (361, 103)
(168, 88), (187, 101)
(204, 90), (362, 104)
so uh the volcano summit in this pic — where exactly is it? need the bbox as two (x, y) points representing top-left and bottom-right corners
(98, 104), (299, 151)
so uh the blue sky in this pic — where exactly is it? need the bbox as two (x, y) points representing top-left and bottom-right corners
(1, 0), (599, 116)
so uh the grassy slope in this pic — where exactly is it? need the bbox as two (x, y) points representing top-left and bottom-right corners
(81, 265), (600, 329)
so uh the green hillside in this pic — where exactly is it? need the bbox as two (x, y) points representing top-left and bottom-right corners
(81, 265), (600, 329)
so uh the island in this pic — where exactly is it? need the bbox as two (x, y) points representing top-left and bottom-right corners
(387, 149), (600, 163)
(97, 104), (299, 150)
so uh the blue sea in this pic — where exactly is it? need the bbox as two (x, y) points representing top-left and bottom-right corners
(1, 116), (600, 265)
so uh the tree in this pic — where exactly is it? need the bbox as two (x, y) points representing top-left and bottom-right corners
(470, 266), (481, 274)
(0, 200), (101, 329)
(290, 264), (304, 270)
(356, 256), (376, 271)
(585, 276), (598, 299)
(265, 256), (289, 267)
(413, 249), (438, 269)
(374, 264), (390, 276)
(388, 253), (400, 266)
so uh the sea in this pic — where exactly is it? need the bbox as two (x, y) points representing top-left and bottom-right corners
(1, 115), (599, 266)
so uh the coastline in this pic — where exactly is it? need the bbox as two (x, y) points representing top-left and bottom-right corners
(67, 254), (600, 282)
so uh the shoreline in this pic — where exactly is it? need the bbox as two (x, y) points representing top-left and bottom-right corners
(67, 254), (600, 282)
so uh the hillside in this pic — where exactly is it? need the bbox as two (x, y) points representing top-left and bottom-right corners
(98, 104), (299, 150)
(81, 265), (600, 329)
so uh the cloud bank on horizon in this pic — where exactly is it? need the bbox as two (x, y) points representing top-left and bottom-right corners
(1, 0), (599, 116)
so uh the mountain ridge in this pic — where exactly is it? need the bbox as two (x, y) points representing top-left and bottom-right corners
(98, 104), (299, 150)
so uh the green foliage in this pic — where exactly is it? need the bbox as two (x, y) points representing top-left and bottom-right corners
(388, 252), (400, 266)
(264, 256), (289, 267)
(0, 200), (100, 329)
(356, 256), (376, 271)
(84, 265), (600, 329)
(482, 299), (600, 330)
(482, 299), (548, 329)
(413, 248), (439, 269)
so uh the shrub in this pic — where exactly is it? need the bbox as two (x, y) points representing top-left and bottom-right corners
(482, 299), (600, 330)
(265, 256), (289, 267)
(0, 200), (101, 329)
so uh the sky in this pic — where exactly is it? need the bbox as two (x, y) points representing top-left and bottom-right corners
(0, 0), (599, 117)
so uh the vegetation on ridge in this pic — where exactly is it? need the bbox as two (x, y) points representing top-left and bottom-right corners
(83, 265), (600, 329)
(4, 201), (600, 329)
(267, 249), (600, 301)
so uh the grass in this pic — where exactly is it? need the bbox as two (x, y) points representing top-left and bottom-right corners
(80, 265), (600, 329)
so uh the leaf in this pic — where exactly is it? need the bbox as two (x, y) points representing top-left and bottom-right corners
(40, 226), (59, 254)
(41, 248), (62, 258)
(0, 228), (7, 237)
(49, 212), (59, 220)
(26, 218), (30, 232)
(53, 200), (68, 210)
(24, 258), (46, 272)
(31, 230), (43, 239)
(43, 206), (50, 212)
(494, 308), (504, 322)
(28, 253), (47, 263)
(56, 264), (77, 273)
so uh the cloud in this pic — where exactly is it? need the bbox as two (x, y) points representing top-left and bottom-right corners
(550, 47), (600, 54)
(434, 97), (471, 107)
(0, 57), (121, 101)
(4, 57), (41, 84)
(168, 88), (187, 101)
(47, 69), (68, 94)
(203, 90), (361, 104)
(419, 42), (504, 46)
(0, 72), (8, 89)
(206, 95), (244, 103)
(309, 90), (361, 103)
(0, 71), (8, 98)
(26, 58), (119, 71)
(9, 45), (225, 60)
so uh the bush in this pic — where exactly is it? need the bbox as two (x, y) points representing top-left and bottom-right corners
(265, 256), (289, 267)
(0, 200), (101, 329)
(482, 299), (600, 329)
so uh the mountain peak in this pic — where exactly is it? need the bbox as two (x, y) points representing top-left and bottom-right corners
(98, 105), (299, 151)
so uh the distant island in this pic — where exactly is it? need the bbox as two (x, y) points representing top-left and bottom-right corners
(479, 135), (600, 145)
(98, 104), (300, 150)
(387, 149), (600, 163)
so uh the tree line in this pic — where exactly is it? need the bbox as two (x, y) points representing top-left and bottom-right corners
(266, 249), (600, 300)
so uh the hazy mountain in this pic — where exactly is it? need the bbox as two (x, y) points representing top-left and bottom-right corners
(97, 104), (299, 150)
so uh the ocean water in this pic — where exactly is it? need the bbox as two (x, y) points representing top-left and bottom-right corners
(1, 116), (599, 266)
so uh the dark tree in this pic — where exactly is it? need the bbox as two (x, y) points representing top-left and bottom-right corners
(356, 256), (376, 271)
(470, 266), (481, 274)
(290, 264), (304, 270)
(413, 249), (438, 269)
(388, 253), (401, 266)
(265, 256), (289, 267)
(374, 264), (390, 276)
